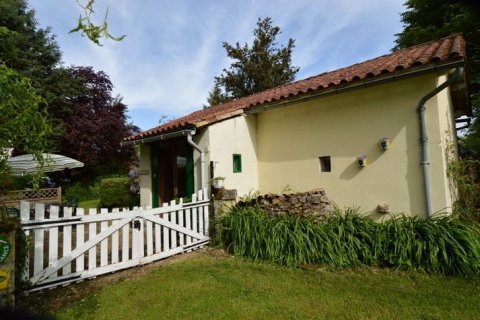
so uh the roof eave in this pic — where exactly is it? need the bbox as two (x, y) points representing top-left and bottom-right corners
(245, 59), (466, 115)
(121, 127), (196, 146)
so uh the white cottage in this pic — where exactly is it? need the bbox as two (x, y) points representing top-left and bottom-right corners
(123, 34), (471, 217)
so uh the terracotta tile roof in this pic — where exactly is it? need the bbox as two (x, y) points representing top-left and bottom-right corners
(125, 33), (466, 142)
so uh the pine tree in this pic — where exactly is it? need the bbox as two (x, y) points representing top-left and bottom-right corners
(206, 17), (299, 107)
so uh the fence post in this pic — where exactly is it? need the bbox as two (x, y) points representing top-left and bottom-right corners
(19, 202), (30, 282)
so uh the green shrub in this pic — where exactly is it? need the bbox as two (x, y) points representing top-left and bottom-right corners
(64, 182), (92, 202)
(220, 207), (480, 276)
(448, 160), (480, 221)
(11, 174), (34, 190)
(98, 177), (138, 208)
(89, 179), (102, 199)
(2, 174), (34, 191)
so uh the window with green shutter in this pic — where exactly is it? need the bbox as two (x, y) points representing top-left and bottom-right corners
(233, 154), (242, 173)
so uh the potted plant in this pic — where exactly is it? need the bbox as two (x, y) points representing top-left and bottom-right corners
(379, 137), (391, 151)
(357, 155), (368, 167)
(210, 176), (225, 189)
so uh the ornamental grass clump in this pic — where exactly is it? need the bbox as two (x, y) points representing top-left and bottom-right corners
(321, 208), (380, 267)
(381, 215), (480, 276)
(221, 206), (380, 267)
(221, 206), (319, 266)
(220, 206), (480, 276)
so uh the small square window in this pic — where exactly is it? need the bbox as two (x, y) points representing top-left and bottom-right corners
(233, 154), (242, 173)
(319, 156), (331, 172)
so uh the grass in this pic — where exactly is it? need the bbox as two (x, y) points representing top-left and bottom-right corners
(27, 250), (480, 319)
(77, 199), (99, 209)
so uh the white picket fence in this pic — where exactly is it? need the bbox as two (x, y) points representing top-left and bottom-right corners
(20, 189), (210, 292)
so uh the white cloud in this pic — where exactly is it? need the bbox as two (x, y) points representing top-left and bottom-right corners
(31, 0), (406, 129)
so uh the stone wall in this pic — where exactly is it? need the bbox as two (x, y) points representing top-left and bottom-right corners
(238, 188), (332, 219)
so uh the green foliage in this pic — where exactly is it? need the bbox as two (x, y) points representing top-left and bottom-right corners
(0, 0), (62, 77)
(4, 174), (34, 190)
(394, 0), (480, 157)
(237, 189), (260, 203)
(63, 182), (96, 204)
(380, 214), (480, 275)
(0, 65), (51, 190)
(88, 179), (101, 199)
(98, 177), (138, 208)
(221, 206), (480, 275)
(394, 1), (478, 51)
(465, 116), (480, 159)
(0, 0), (77, 150)
(78, 199), (100, 209)
(206, 17), (299, 107)
(71, 0), (126, 46)
(64, 175), (122, 206)
(448, 159), (480, 221)
(205, 83), (232, 108)
(1, 2), (136, 178)
(14, 217), (30, 302)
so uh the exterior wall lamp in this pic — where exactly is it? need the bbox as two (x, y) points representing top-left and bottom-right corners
(357, 155), (368, 167)
(379, 137), (391, 151)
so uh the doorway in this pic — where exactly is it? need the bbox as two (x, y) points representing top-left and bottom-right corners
(150, 137), (194, 207)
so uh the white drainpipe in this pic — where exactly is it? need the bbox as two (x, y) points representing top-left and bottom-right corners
(417, 67), (463, 217)
(187, 129), (206, 192)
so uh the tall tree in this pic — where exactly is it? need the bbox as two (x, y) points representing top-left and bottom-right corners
(60, 67), (139, 179)
(394, 0), (480, 157)
(0, 0), (75, 148)
(0, 0), (134, 172)
(0, 0), (61, 76)
(206, 17), (299, 106)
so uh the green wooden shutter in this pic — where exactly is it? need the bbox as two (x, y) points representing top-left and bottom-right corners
(233, 154), (242, 173)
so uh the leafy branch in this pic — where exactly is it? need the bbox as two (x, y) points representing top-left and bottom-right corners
(70, 0), (126, 46)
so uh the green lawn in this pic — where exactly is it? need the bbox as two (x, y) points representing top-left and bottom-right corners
(49, 250), (480, 320)
(78, 199), (99, 209)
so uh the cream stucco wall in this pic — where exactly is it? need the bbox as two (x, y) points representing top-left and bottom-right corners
(255, 73), (456, 216)
(138, 144), (152, 208)
(206, 115), (259, 197)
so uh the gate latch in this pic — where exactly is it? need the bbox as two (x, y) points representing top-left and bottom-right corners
(132, 219), (142, 230)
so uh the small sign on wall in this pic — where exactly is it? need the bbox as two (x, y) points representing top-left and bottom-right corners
(0, 236), (10, 264)
(0, 269), (10, 290)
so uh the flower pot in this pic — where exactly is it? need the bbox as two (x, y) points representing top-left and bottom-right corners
(212, 179), (225, 189)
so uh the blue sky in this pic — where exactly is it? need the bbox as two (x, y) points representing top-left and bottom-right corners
(30, 0), (406, 131)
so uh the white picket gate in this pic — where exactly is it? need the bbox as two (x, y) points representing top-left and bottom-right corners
(20, 189), (210, 292)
